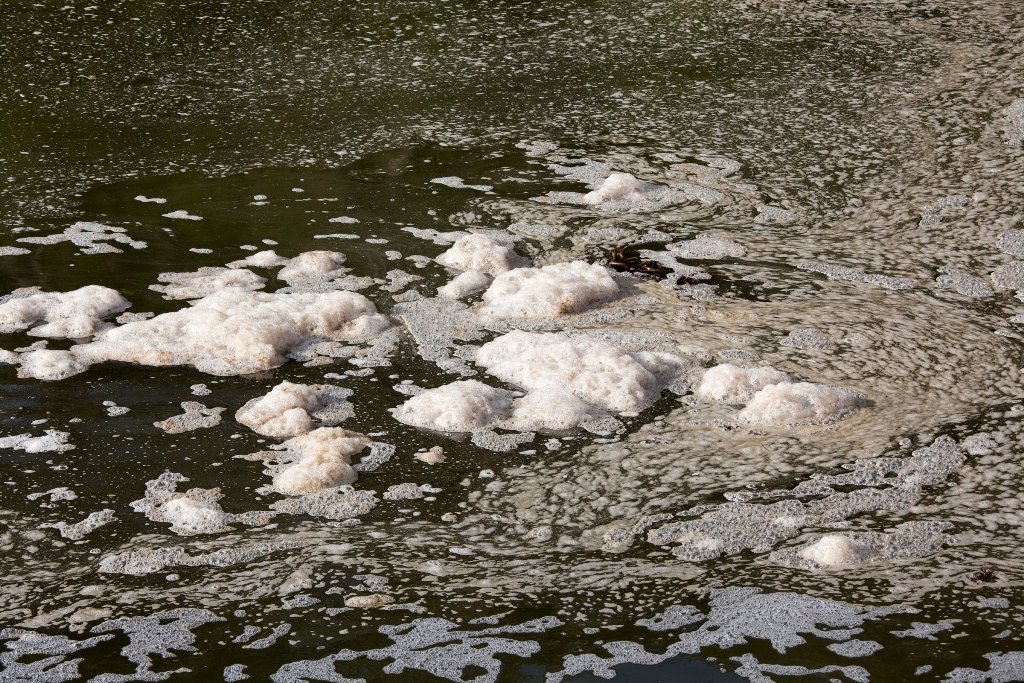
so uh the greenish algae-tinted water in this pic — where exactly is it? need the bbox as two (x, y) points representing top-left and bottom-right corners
(2, 0), (1024, 681)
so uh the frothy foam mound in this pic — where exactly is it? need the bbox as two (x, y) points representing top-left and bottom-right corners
(226, 250), (291, 269)
(739, 382), (864, 426)
(582, 172), (661, 205)
(504, 388), (601, 431)
(393, 380), (514, 432)
(272, 427), (370, 494)
(278, 251), (347, 284)
(437, 270), (492, 299)
(478, 262), (620, 318)
(150, 268), (267, 300)
(132, 472), (274, 536)
(74, 288), (391, 377)
(798, 535), (863, 568)
(435, 234), (529, 276)
(235, 381), (353, 437)
(538, 167), (684, 211)
(476, 330), (688, 413)
(0, 286), (129, 338)
(0, 429), (75, 453)
(156, 497), (231, 536)
(694, 364), (793, 404)
(18, 349), (90, 381)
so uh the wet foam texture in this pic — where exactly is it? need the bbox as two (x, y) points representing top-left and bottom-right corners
(694, 364), (793, 404)
(270, 427), (371, 494)
(277, 250), (348, 285)
(437, 270), (492, 299)
(16, 349), (91, 381)
(131, 472), (273, 535)
(150, 268), (266, 300)
(72, 288), (391, 377)
(0, 285), (129, 338)
(235, 381), (354, 437)
(226, 249), (291, 269)
(435, 233), (529, 276)
(476, 330), (690, 413)
(478, 261), (620, 318)
(153, 402), (225, 434)
(16, 221), (147, 254)
(393, 380), (514, 432)
(738, 382), (865, 426)
(668, 234), (747, 259)
(0, 429), (75, 453)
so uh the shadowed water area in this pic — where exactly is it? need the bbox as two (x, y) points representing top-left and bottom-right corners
(2, 0), (1024, 681)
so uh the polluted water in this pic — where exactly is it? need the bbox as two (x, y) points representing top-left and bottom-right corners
(3, 0), (1024, 681)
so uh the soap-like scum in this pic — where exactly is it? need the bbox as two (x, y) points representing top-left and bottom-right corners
(3, 0), (1024, 680)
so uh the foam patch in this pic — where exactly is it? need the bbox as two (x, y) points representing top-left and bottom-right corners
(478, 262), (621, 319)
(235, 381), (353, 437)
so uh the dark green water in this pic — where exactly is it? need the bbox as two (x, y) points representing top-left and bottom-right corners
(3, 0), (1024, 681)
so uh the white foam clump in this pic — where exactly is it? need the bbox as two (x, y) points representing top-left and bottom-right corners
(150, 268), (266, 300)
(0, 247), (31, 256)
(798, 535), (864, 568)
(273, 427), (371, 494)
(582, 172), (662, 205)
(0, 429), (75, 453)
(694, 364), (793, 404)
(162, 210), (202, 220)
(278, 251), (347, 284)
(18, 350), (90, 381)
(668, 234), (746, 259)
(476, 331), (688, 413)
(74, 288), (391, 377)
(435, 234), (529, 276)
(479, 261), (620, 318)
(235, 381), (349, 437)
(739, 382), (864, 426)
(17, 222), (147, 254)
(393, 380), (513, 432)
(437, 270), (492, 299)
(156, 497), (231, 535)
(226, 250), (291, 269)
(134, 195), (167, 204)
(0, 286), (129, 338)
(504, 388), (601, 431)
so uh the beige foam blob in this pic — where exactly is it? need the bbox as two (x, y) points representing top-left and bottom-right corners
(236, 381), (353, 437)
(74, 288), (391, 376)
(504, 388), (600, 431)
(156, 497), (232, 536)
(272, 427), (371, 495)
(798, 535), (864, 568)
(694, 364), (793, 404)
(278, 250), (347, 284)
(0, 285), (129, 338)
(739, 382), (864, 426)
(582, 172), (661, 205)
(476, 330), (689, 413)
(150, 267), (266, 300)
(393, 380), (514, 432)
(236, 382), (321, 437)
(226, 250), (291, 269)
(478, 261), (620, 318)
(437, 270), (492, 299)
(18, 349), (90, 381)
(435, 233), (528, 276)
